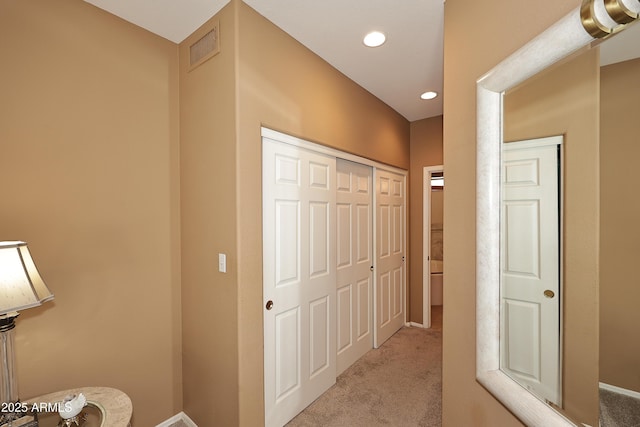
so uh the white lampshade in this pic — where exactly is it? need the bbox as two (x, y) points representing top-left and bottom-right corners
(0, 241), (54, 316)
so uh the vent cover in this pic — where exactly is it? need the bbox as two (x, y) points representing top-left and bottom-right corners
(189, 21), (220, 70)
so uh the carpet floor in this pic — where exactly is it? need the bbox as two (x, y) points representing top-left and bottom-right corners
(600, 387), (640, 427)
(287, 307), (443, 426)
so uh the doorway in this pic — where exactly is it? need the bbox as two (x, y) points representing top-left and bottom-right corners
(423, 166), (444, 329)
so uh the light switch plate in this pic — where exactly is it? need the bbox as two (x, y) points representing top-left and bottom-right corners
(218, 253), (226, 273)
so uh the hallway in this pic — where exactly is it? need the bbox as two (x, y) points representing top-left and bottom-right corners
(287, 307), (443, 426)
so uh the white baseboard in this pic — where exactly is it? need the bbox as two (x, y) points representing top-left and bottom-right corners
(408, 321), (425, 328)
(156, 411), (197, 427)
(600, 382), (640, 400)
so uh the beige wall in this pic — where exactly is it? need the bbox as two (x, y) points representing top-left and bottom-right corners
(600, 57), (640, 393)
(408, 117), (443, 324)
(504, 49), (600, 425)
(235, 2), (410, 425)
(442, 0), (587, 426)
(0, 1), (181, 426)
(178, 4), (240, 425)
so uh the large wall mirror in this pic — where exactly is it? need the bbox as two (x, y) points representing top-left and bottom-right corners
(476, 1), (640, 426)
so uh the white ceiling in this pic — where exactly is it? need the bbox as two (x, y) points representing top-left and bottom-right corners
(83, 0), (444, 122)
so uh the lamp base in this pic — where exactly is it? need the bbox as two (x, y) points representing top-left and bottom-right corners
(0, 412), (38, 427)
(57, 413), (86, 427)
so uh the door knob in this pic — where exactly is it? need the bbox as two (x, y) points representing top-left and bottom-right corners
(543, 290), (555, 298)
(266, 300), (274, 310)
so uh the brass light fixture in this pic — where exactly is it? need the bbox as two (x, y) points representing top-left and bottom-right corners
(581, 0), (640, 38)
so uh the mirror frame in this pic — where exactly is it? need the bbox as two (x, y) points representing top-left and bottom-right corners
(475, 7), (596, 427)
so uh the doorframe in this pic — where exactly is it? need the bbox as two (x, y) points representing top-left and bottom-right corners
(423, 165), (444, 328)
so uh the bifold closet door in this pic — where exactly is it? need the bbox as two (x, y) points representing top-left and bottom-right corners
(375, 168), (406, 347)
(263, 139), (337, 427)
(336, 159), (373, 375)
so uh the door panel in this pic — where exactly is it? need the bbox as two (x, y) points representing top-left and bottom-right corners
(393, 267), (402, 317)
(393, 205), (402, 253)
(337, 285), (352, 353)
(275, 307), (299, 400)
(264, 139), (336, 427)
(379, 205), (390, 257)
(357, 205), (370, 262)
(380, 272), (391, 326)
(337, 204), (352, 269)
(336, 159), (373, 375)
(309, 201), (329, 277)
(501, 137), (561, 405)
(375, 169), (406, 347)
(357, 278), (370, 339)
(310, 296), (330, 377)
(504, 299), (540, 379)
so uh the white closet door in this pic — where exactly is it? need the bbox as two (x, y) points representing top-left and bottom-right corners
(374, 168), (406, 347)
(263, 139), (337, 427)
(336, 159), (373, 375)
(501, 136), (562, 405)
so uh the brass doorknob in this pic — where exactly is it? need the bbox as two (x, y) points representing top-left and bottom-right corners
(544, 290), (555, 298)
(266, 300), (274, 310)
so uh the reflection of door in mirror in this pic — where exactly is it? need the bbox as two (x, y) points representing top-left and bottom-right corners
(599, 21), (640, 422)
(430, 170), (444, 308)
(500, 137), (562, 406)
(503, 49), (600, 426)
(423, 167), (444, 328)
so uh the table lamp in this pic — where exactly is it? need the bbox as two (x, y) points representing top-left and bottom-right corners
(0, 241), (54, 427)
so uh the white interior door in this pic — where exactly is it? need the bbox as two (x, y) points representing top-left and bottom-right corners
(374, 168), (406, 347)
(501, 136), (562, 405)
(263, 139), (337, 427)
(336, 159), (373, 375)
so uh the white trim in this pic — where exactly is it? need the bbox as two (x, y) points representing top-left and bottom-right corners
(409, 321), (426, 328)
(261, 128), (406, 176)
(476, 6), (596, 427)
(423, 165), (444, 329)
(402, 170), (408, 329)
(503, 135), (564, 150)
(600, 382), (640, 400)
(156, 412), (198, 427)
(372, 167), (379, 348)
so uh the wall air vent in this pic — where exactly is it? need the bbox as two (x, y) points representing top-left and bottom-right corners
(189, 21), (220, 71)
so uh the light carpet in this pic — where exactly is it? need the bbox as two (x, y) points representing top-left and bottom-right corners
(287, 309), (442, 426)
(600, 388), (640, 427)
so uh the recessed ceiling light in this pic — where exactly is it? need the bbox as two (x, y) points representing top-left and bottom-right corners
(363, 31), (386, 47)
(420, 91), (438, 100)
